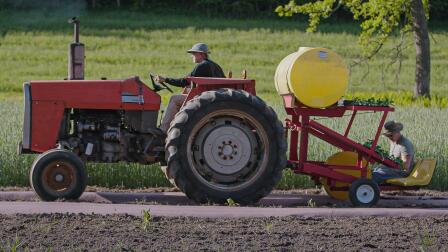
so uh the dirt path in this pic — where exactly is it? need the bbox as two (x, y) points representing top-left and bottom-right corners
(2, 191), (448, 217)
(2, 201), (448, 218)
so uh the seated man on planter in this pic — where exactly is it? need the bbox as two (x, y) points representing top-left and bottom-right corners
(372, 121), (415, 183)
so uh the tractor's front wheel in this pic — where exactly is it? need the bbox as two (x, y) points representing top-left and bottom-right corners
(163, 89), (286, 204)
(30, 149), (87, 201)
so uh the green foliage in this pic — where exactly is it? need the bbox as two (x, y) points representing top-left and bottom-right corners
(345, 92), (448, 108)
(363, 140), (403, 166)
(0, 0), (289, 18)
(276, 0), (338, 27)
(343, 93), (448, 108)
(141, 209), (151, 231)
(264, 223), (274, 233)
(345, 97), (393, 107)
(307, 198), (316, 208)
(418, 230), (435, 250)
(0, 235), (23, 252)
(276, 0), (428, 58)
(226, 198), (240, 206)
(2, 0), (448, 20)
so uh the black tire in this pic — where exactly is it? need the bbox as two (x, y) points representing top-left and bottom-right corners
(162, 89), (287, 205)
(349, 178), (380, 207)
(30, 149), (87, 201)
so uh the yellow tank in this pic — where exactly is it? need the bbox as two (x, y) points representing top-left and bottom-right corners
(275, 47), (349, 108)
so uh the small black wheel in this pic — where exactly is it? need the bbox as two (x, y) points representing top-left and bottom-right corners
(349, 178), (380, 207)
(30, 149), (87, 201)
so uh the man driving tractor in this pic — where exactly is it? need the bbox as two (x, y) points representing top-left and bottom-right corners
(155, 43), (225, 133)
(373, 121), (415, 183)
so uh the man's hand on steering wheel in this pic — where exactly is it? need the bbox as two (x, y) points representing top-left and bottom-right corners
(154, 75), (166, 83)
(149, 73), (174, 93)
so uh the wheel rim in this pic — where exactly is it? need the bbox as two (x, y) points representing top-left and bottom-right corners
(201, 118), (253, 175)
(356, 184), (375, 204)
(187, 109), (269, 192)
(41, 161), (77, 196)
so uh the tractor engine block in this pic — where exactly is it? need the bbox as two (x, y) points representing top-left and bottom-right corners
(59, 109), (162, 164)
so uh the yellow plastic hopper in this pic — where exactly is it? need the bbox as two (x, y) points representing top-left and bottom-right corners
(275, 47), (349, 108)
(386, 159), (437, 186)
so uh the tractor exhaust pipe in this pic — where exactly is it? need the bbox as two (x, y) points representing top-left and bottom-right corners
(68, 17), (84, 80)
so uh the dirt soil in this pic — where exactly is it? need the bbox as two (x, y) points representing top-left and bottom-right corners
(1, 214), (447, 251)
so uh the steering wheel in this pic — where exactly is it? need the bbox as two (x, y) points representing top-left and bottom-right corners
(149, 73), (174, 93)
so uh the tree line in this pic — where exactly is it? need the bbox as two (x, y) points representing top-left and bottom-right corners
(1, 0), (447, 20)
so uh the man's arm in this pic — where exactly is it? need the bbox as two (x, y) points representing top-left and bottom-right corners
(160, 63), (210, 88)
(164, 77), (188, 87)
(155, 75), (188, 87)
(400, 142), (414, 172)
(401, 154), (413, 172)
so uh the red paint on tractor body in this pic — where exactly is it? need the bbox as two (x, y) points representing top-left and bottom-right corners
(183, 77), (256, 104)
(29, 76), (161, 152)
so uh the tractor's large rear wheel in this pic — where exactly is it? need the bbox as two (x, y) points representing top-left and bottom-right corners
(163, 89), (286, 204)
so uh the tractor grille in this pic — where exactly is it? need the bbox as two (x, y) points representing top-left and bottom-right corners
(21, 82), (31, 151)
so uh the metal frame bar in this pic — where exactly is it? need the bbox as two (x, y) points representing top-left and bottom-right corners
(283, 95), (400, 187)
(344, 110), (357, 137)
(301, 163), (357, 183)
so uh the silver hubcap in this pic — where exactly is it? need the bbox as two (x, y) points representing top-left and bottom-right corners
(356, 184), (375, 204)
(202, 124), (252, 175)
(187, 111), (269, 192)
(55, 174), (64, 182)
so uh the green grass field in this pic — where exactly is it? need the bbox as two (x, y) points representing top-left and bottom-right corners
(1, 98), (447, 190)
(0, 9), (447, 190)
(1, 10), (448, 97)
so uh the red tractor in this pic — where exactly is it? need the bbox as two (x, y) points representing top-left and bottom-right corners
(21, 18), (435, 207)
(18, 18), (286, 204)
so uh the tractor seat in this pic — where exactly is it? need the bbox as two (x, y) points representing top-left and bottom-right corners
(386, 159), (437, 186)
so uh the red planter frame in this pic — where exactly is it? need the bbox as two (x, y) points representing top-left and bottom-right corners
(282, 94), (405, 191)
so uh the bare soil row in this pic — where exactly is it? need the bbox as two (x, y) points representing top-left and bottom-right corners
(1, 213), (447, 251)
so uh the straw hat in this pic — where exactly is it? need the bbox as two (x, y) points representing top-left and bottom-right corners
(187, 43), (210, 54)
(383, 120), (403, 136)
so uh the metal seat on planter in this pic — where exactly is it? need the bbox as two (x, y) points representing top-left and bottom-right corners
(386, 159), (437, 186)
